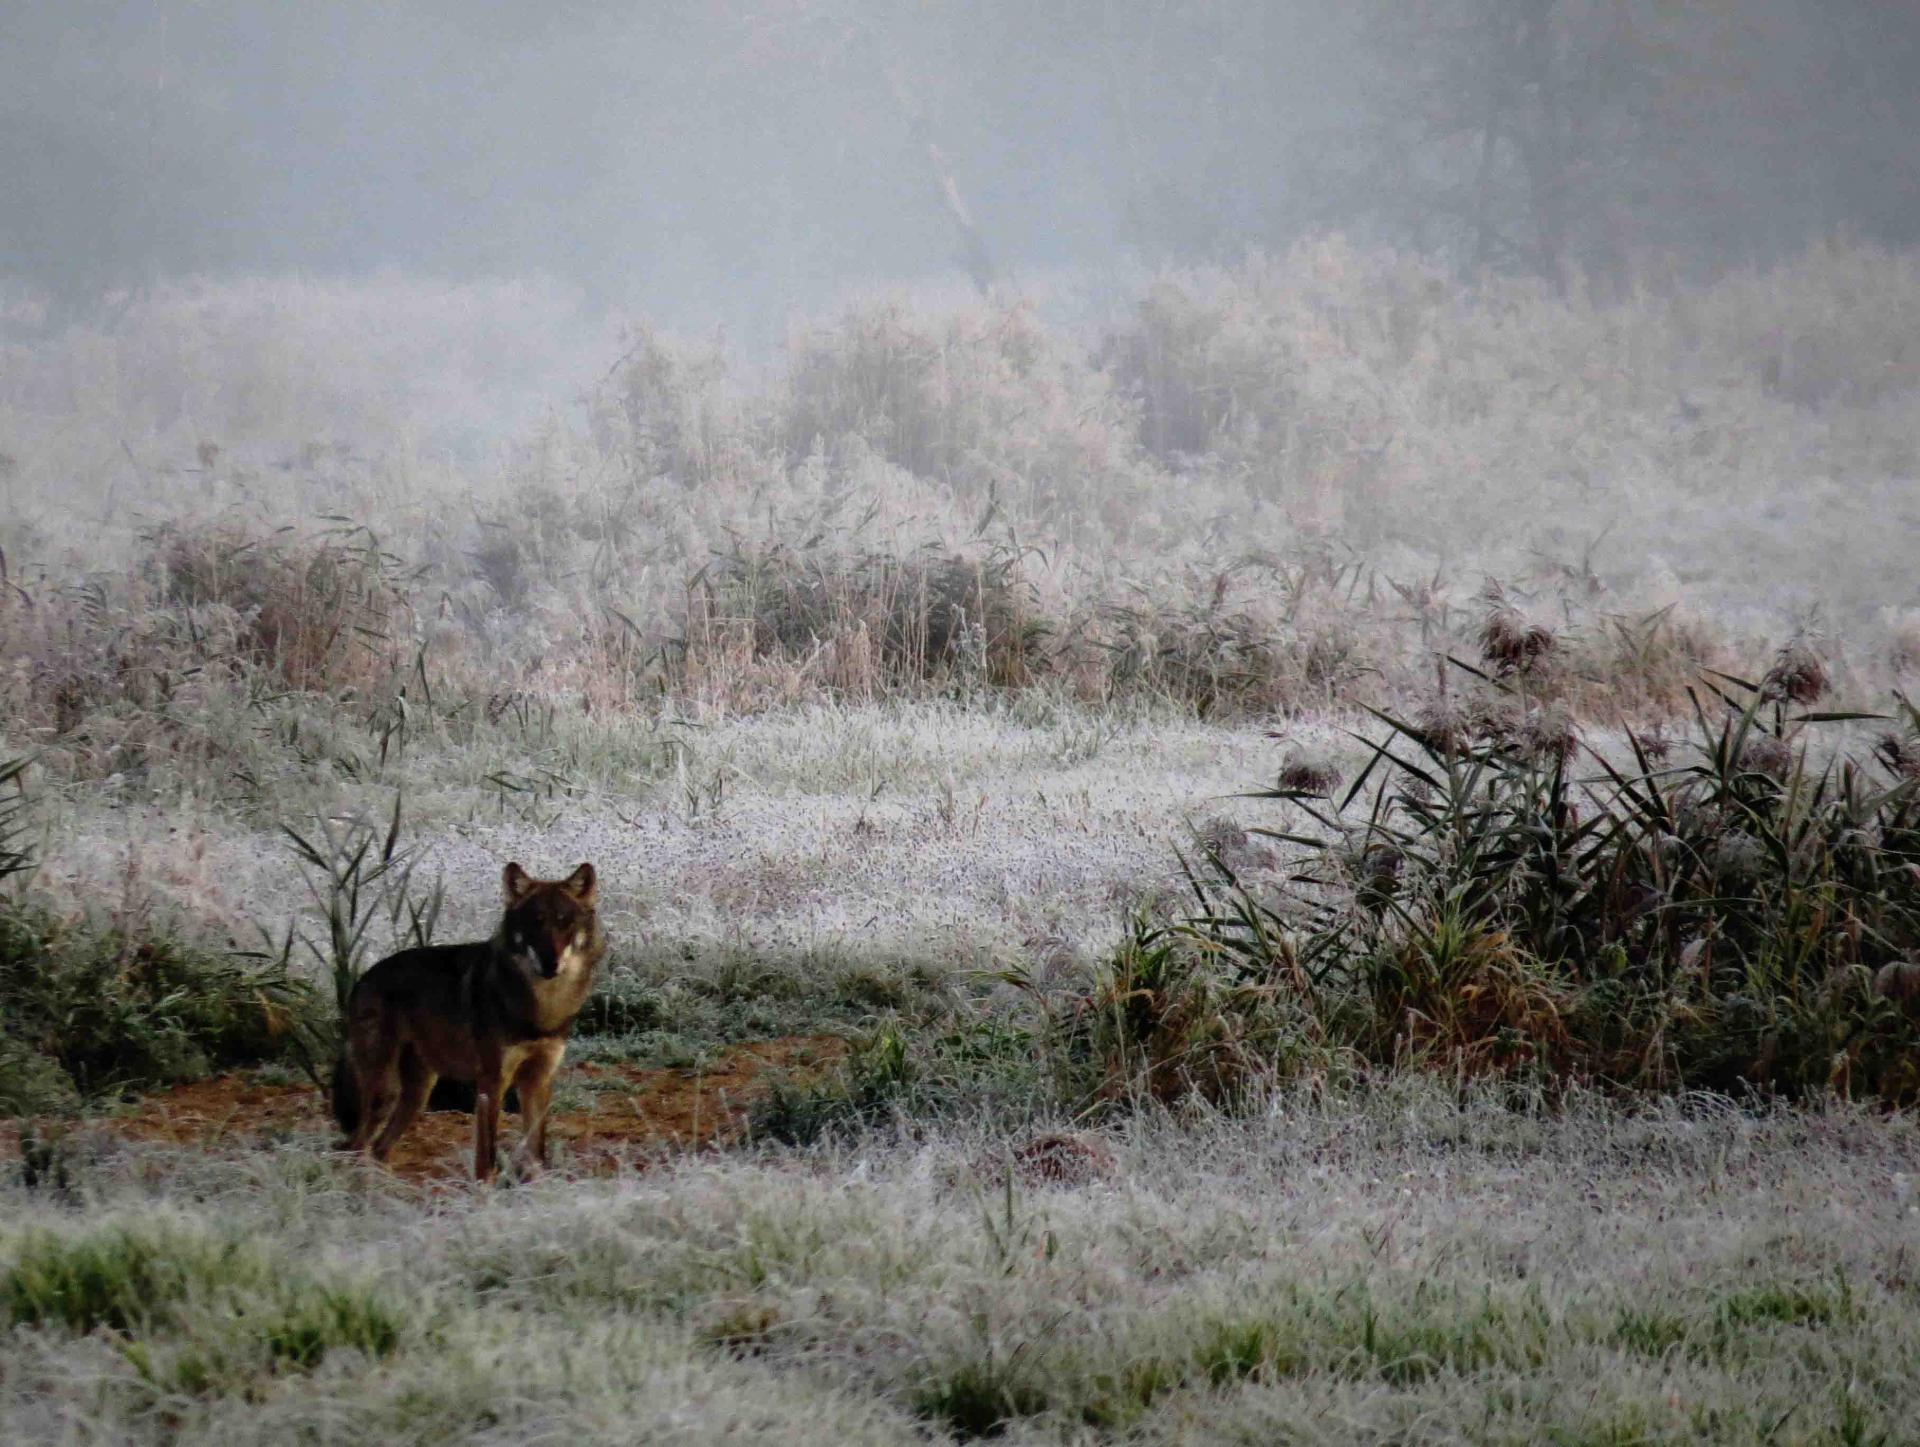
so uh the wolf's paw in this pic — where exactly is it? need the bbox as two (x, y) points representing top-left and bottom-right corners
(502, 1154), (546, 1185)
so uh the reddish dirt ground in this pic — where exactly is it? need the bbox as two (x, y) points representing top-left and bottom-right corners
(4, 1036), (848, 1185)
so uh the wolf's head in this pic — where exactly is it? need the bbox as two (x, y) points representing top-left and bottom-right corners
(498, 862), (603, 981)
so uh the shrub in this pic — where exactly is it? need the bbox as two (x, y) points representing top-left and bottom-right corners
(0, 902), (313, 1112)
(1097, 244), (1404, 501)
(146, 521), (417, 693)
(672, 537), (1049, 704)
(782, 298), (1134, 509)
(587, 323), (750, 488)
(1095, 674), (1920, 1101)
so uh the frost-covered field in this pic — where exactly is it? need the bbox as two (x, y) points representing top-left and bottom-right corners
(5, 244), (1920, 1442)
(33, 704), (1316, 971)
(5, 1095), (1918, 1444)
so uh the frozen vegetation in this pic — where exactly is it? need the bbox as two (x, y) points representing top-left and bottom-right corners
(3, 241), (1919, 1441)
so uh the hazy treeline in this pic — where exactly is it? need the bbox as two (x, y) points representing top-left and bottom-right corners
(4, 1), (1917, 330)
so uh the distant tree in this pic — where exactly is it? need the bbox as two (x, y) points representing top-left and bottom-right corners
(1346, 0), (1920, 286)
(1104, 0), (1920, 287)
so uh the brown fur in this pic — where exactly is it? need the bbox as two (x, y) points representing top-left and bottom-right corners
(332, 861), (606, 1181)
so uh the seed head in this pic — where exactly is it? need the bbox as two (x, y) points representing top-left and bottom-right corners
(1415, 699), (1474, 758)
(1873, 960), (1920, 1015)
(1479, 602), (1556, 675)
(1874, 732), (1920, 782)
(1761, 644), (1828, 705)
(1277, 750), (1342, 795)
(1628, 725), (1673, 764)
(1516, 705), (1580, 766)
(1738, 734), (1796, 782)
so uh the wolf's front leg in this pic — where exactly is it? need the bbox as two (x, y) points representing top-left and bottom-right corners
(473, 1054), (508, 1183)
(509, 1045), (563, 1177)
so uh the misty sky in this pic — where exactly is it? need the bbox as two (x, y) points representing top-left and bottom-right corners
(6, 2), (1310, 329)
(5, 2), (1917, 338)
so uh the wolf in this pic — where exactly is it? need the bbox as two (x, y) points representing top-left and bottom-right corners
(331, 861), (605, 1181)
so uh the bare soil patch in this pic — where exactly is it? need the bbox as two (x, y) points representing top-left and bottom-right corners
(3, 1035), (848, 1183)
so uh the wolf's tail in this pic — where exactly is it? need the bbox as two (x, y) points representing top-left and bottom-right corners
(330, 1055), (360, 1137)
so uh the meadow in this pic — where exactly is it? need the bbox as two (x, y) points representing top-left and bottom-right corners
(2, 238), (1919, 1442)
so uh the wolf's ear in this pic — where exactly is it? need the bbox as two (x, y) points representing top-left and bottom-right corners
(503, 862), (533, 901)
(562, 862), (597, 906)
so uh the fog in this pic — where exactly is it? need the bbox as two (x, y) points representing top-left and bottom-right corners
(7, 2), (1918, 338)
(10, 11), (1920, 1429)
(2, 1), (1917, 654)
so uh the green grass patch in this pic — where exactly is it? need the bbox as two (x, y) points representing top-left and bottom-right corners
(1718, 1282), (1842, 1330)
(912, 1354), (1053, 1439)
(3, 1224), (405, 1397)
(0, 901), (316, 1114)
(2, 1227), (260, 1334)
(1610, 1306), (1692, 1357)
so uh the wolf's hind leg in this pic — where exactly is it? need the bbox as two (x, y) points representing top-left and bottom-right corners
(371, 1051), (435, 1163)
(342, 1013), (402, 1156)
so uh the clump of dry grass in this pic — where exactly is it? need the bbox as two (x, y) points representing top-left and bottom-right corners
(146, 522), (417, 694)
(1375, 919), (1574, 1078)
(1567, 605), (1729, 721)
(659, 539), (1400, 718)
(0, 522), (439, 798)
(668, 538), (1047, 707)
(1098, 596), (1287, 716)
(1054, 916), (1303, 1109)
(1091, 555), (1380, 717)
